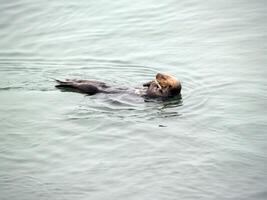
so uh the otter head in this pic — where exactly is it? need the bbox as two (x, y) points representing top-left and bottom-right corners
(145, 73), (181, 98)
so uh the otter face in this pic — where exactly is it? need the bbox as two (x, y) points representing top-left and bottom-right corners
(146, 73), (181, 98)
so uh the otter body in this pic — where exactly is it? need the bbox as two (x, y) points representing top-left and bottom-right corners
(55, 73), (181, 99)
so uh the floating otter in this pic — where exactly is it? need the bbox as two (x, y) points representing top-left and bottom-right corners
(55, 73), (181, 99)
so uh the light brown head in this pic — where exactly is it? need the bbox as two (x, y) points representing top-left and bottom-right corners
(145, 73), (181, 98)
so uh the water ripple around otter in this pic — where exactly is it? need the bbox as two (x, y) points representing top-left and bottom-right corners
(0, 60), (208, 121)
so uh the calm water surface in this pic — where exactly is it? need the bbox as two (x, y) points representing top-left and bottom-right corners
(0, 0), (266, 199)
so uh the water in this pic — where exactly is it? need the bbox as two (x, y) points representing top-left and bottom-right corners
(0, 0), (266, 199)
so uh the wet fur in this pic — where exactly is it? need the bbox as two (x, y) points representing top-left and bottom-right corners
(55, 73), (181, 99)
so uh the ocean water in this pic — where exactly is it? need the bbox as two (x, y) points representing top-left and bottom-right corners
(0, 0), (266, 199)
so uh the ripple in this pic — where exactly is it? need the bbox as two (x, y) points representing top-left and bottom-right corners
(0, 86), (24, 91)
(177, 70), (210, 118)
(0, 59), (209, 120)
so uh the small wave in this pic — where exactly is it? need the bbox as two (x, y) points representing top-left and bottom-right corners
(0, 86), (24, 91)
(176, 70), (210, 118)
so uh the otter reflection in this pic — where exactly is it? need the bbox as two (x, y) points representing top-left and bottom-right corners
(55, 73), (181, 100)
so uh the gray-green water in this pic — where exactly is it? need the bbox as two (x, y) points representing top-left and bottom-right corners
(0, 0), (267, 199)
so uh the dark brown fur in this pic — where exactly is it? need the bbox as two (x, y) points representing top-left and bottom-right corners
(55, 73), (181, 99)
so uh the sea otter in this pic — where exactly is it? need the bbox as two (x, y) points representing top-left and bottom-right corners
(55, 73), (181, 99)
